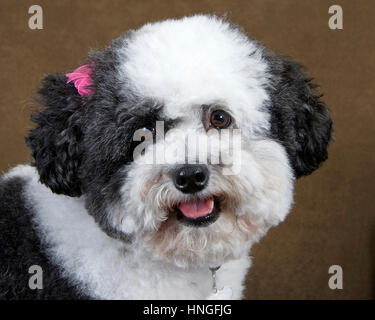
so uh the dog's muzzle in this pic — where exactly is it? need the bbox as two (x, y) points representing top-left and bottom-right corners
(172, 165), (220, 227)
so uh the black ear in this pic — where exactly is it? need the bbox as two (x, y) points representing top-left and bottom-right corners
(26, 73), (87, 196)
(264, 51), (333, 178)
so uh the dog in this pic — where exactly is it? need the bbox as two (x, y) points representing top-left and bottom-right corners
(0, 15), (332, 299)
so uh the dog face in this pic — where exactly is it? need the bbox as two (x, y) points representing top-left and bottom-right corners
(26, 16), (332, 268)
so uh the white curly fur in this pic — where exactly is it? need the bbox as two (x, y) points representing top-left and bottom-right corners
(5, 15), (296, 299)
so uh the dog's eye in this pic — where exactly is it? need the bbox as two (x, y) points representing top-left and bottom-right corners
(209, 110), (231, 129)
(140, 126), (156, 139)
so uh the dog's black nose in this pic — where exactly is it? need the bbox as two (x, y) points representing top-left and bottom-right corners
(173, 165), (209, 194)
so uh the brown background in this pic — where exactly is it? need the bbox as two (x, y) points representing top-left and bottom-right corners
(0, 0), (374, 299)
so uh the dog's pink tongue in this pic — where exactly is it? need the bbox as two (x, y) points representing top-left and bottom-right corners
(178, 198), (214, 219)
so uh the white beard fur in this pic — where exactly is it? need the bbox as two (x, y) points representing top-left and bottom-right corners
(6, 165), (250, 299)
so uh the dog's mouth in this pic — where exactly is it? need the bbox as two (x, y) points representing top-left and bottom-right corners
(174, 196), (220, 227)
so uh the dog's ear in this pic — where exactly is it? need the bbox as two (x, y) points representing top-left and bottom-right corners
(26, 72), (90, 196)
(264, 52), (333, 178)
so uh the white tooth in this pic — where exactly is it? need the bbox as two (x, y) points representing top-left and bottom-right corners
(209, 199), (214, 213)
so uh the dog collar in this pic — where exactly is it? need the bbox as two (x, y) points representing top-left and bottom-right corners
(209, 266), (221, 293)
(208, 266), (233, 299)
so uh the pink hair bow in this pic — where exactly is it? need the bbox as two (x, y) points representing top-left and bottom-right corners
(66, 63), (94, 96)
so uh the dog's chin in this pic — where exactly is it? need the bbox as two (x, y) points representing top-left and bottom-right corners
(143, 194), (255, 268)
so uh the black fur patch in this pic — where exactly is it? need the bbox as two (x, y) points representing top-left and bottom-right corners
(26, 74), (85, 197)
(0, 177), (88, 299)
(81, 97), (175, 241)
(26, 36), (176, 241)
(264, 51), (333, 178)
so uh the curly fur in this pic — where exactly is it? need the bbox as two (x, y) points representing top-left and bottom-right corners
(26, 74), (85, 197)
(264, 51), (332, 177)
(0, 15), (332, 300)
(0, 174), (88, 299)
